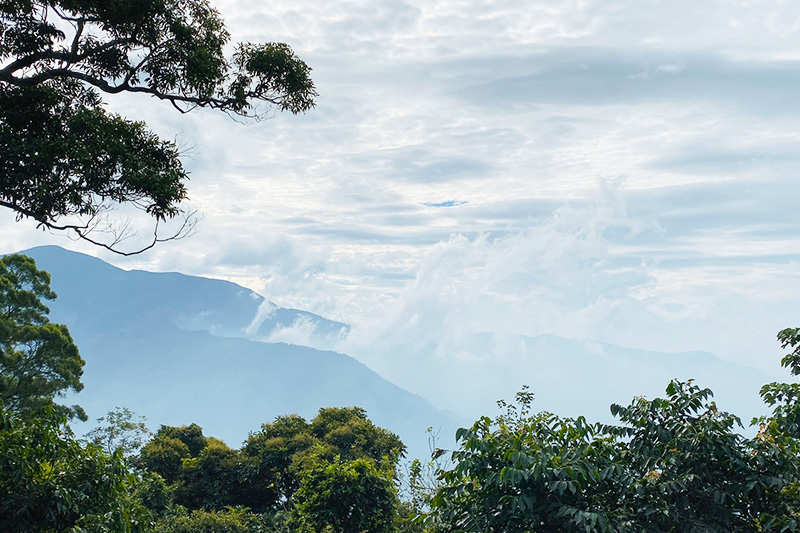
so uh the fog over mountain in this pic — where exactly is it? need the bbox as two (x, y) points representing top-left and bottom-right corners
(353, 331), (778, 431)
(13, 245), (782, 460)
(20, 246), (461, 459)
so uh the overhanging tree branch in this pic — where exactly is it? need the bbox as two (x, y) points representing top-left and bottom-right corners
(0, 0), (316, 254)
(1, 68), (288, 112)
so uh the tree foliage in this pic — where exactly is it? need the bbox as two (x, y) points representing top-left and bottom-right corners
(240, 414), (317, 511)
(0, 406), (147, 532)
(757, 327), (800, 439)
(236, 407), (405, 513)
(131, 407), (405, 531)
(86, 405), (152, 456)
(175, 437), (246, 511)
(138, 434), (192, 484)
(292, 457), (398, 533)
(153, 506), (265, 533)
(0, 0), (317, 254)
(431, 389), (623, 532)
(0, 253), (85, 420)
(431, 376), (800, 533)
(311, 406), (406, 467)
(606, 380), (794, 532)
(156, 422), (208, 458)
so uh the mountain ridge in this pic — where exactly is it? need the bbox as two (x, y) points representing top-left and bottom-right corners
(7, 245), (782, 454)
(12, 245), (461, 459)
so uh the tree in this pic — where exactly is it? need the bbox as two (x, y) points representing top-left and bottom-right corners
(757, 327), (800, 438)
(0, 253), (85, 420)
(156, 422), (208, 457)
(175, 437), (245, 510)
(240, 414), (316, 511)
(753, 327), (800, 530)
(0, 0), (317, 254)
(138, 423), (251, 511)
(134, 471), (175, 522)
(311, 406), (406, 467)
(0, 406), (148, 532)
(86, 405), (152, 456)
(154, 507), (265, 533)
(606, 380), (793, 532)
(138, 434), (192, 484)
(239, 408), (406, 512)
(431, 389), (624, 533)
(430, 379), (799, 533)
(286, 408), (405, 533)
(292, 457), (398, 533)
(133, 410), (408, 527)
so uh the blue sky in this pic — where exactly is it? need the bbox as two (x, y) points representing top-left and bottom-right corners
(3, 0), (800, 396)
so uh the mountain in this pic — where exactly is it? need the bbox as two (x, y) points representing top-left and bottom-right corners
(358, 331), (779, 431)
(22, 245), (349, 347)
(16, 246), (461, 460)
(11, 246), (782, 458)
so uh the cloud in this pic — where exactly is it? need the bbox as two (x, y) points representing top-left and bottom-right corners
(3, 0), (800, 419)
(347, 147), (494, 183)
(259, 314), (323, 346)
(339, 182), (651, 364)
(329, 182), (797, 414)
(424, 200), (466, 208)
(451, 50), (800, 116)
(656, 63), (685, 74)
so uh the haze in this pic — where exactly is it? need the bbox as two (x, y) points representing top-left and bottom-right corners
(3, 0), (799, 419)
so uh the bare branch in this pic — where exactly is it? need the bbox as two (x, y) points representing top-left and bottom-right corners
(0, 199), (201, 256)
(53, 209), (202, 256)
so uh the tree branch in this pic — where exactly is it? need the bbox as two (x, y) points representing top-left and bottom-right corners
(0, 1), (315, 255)
(69, 19), (84, 58)
(2, 67), (227, 104)
(0, 199), (201, 256)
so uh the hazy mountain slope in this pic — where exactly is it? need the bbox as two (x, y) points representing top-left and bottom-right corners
(361, 331), (779, 431)
(15, 246), (781, 454)
(23, 245), (348, 346)
(17, 246), (459, 458)
(71, 322), (448, 454)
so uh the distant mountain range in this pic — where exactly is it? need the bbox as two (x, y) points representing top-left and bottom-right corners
(12, 246), (783, 459)
(366, 331), (779, 431)
(17, 246), (461, 460)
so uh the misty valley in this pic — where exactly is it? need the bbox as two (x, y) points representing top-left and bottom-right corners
(3, 247), (800, 532)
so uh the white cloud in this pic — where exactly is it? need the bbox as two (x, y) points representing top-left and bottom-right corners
(261, 315), (322, 346)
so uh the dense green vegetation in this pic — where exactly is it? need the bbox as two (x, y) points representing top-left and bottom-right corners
(3, 253), (800, 532)
(0, 254), (85, 421)
(430, 378), (800, 532)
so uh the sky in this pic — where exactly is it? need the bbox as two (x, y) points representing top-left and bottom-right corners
(3, 0), (800, 408)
